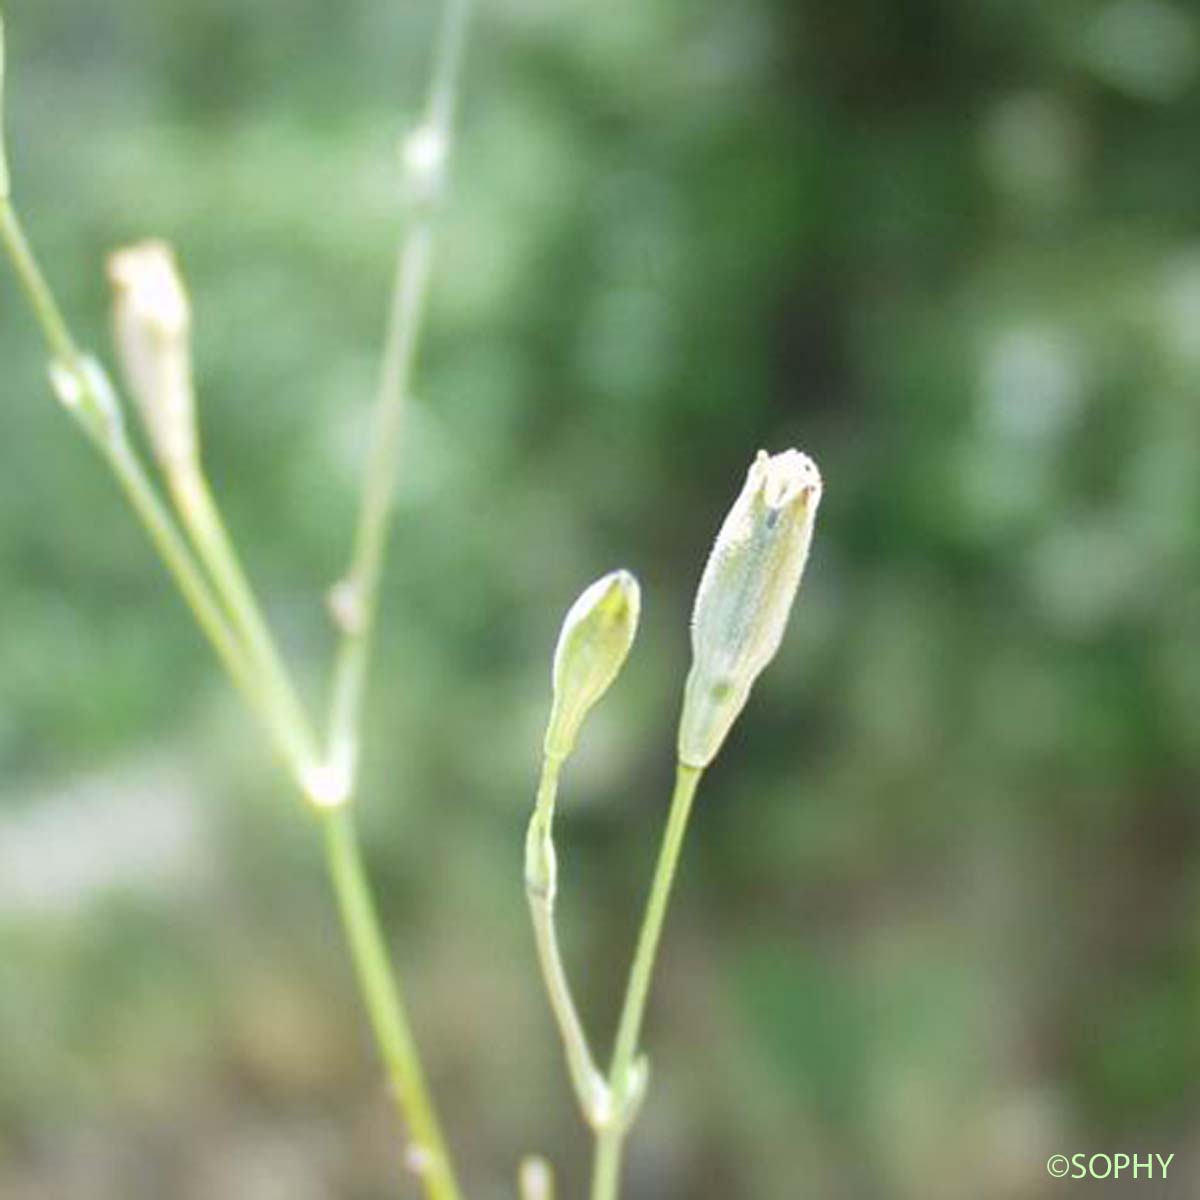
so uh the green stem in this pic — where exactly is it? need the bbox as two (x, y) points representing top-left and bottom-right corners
(0, 181), (459, 1200)
(327, 0), (472, 790)
(0, 199), (77, 363)
(324, 807), (462, 1200)
(326, 219), (434, 781)
(0, 199), (294, 770)
(526, 755), (612, 1126)
(2, 15), (469, 1193)
(168, 462), (320, 781)
(519, 1157), (555, 1200)
(590, 763), (704, 1200)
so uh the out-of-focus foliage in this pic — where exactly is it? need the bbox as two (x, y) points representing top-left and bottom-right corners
(3, 0), (1200, 1197)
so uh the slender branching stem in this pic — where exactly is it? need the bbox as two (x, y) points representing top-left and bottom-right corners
(0, 4), (473, 1190)
(526, 755), (612, 1127)
(319, 5), (473, 1185)
(1, 191), (460, 1200)
(425, 0), (473, 135)
(0, 200), (290, 761)
(326, 219), (434, 783)
(319, 5), (473, 1191)
(167, 461), (320, 776)
(590, 763), (704, 1200)
(324, 807), (463, 1200)
(327, 0), (472, 793)
(100, 439), (305, 768)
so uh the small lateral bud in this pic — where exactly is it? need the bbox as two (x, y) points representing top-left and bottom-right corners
(401, 122), (448, 206)
(519, 1156), (555, 1200)
(677, 449), (822, 768)
(48, 355), (125, 443)
(617, 1054), (650, 1131)
(302, 758), (352, 810)
(326, 577), (365, 635)
(403, 1142), (433, 1178)
(107, 240), (197, 470)
(544, 570), (640, 760)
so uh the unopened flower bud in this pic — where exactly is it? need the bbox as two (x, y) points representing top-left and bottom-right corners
(544, 570), (640, 759)
(107, 240), (196, 470)
(678, 449), (822, 768)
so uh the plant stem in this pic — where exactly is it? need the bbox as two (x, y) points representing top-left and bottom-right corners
(320, 4), (473, 1191)
(320, 7), (474, 1182)
(327, 0), (472, 792)
(1, 162), (459, 1200)
(1, 10), (471, 1191)
(526, 755), (612, 1126)
(0, 199), (296, 768)
(100, 438), (306, 769)
(326, 218), (433, 782)
(1, 197), (319, 785)
(324, 807), (463, 1200)
(590, 763), (704, 1200)
(168, 461), (320, 778)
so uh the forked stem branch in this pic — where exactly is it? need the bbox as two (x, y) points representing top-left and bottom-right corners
(327, 0), (472, 795)
(0, 5), (473, 1196)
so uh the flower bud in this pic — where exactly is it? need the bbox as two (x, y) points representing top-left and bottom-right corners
(677, 449), (822, 768)
(106, 240), (197, 470)
(544, 570), (640, 759)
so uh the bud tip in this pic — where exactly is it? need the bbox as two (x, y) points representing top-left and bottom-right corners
(107, 240), (190, 339)
(107, 238), (197, 469)
(544, 569), (641, 760)
(519, 1156), (554, 1200)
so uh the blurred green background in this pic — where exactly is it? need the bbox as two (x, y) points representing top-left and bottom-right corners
(3, 0), (1200, 1196)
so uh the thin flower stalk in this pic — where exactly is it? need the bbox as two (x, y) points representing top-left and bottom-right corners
(105, 239), (320, 781)
(526, 752), (613, 1127)
(526, 571), (641, 1130)
(0, 8), (471, 1198)
(327, 0), (472, 798)
(584, 449), (821, 1199)
(589, 763), (702, 1200)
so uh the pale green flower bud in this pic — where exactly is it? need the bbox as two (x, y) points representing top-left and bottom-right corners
(544, 570), (640, 759)
(107, 240), (197, 470)
(678, 448), (822, 768)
